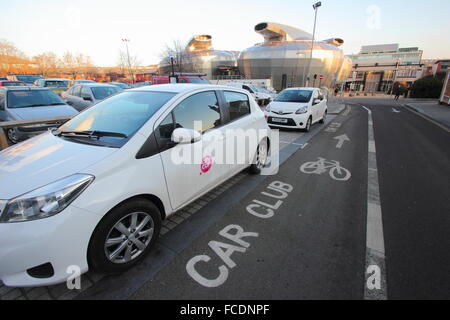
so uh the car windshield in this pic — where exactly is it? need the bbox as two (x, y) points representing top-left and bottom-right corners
(3, 82), (24, 87)
(186, 77), (209, 84)
(58, 91), (176, 142)
(274, 90), (313, 103)
(45, 81), (68, 87)
(91, 86), (121, 100)
(7, 90), (66, 108)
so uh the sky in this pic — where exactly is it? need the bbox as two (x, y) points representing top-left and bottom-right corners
(1, 0), (449, 67)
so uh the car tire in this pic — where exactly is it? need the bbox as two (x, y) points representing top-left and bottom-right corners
(7, 128), (20, 144)
(250, 138), (269, 174)
(88, 198), (162, 274)
(319, 110), (327, 124)
(303, 117), (312, 132)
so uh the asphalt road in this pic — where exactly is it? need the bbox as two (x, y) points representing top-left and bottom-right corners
(355, 98), (450, 299)
(77, 98), (449, 300)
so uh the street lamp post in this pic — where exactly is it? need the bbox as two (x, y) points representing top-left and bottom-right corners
(306, 1), (321, 87)
(122, 38), (135, 84)
(295, 52), (307, 87)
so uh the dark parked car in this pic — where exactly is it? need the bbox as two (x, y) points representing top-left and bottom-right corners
(0, 87), (78, 143)
(61, 83), (122, 111)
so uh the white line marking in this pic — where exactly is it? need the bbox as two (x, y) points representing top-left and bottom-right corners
(362, 105), (388, 300)
(301, 143), (308, 149)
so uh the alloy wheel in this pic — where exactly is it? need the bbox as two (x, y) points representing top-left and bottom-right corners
(104, 212), (155, 264)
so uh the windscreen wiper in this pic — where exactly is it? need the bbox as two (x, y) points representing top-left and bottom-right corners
(58, 130), (128, 139)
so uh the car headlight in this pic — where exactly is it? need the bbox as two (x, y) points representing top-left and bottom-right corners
(295, 106), (308, 114)
(0, 174), (94, 223)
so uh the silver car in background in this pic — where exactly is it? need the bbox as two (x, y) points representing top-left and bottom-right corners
(34, 78), (70, 95)
(0, 87), (78, 143)
(61, 83), (122, 111)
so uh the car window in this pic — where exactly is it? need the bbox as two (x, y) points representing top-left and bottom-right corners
(0, 91), (5, 109)
(173, 91), (221, 133)
(91, 86), (121, 100)
(81, 86), (92, 98)
(6, 90), (66, 108)
(313, 90), (319, 99)
(274, 90), (313, 103)
(73, 86), (82, 97)
(224, 91), (250, 122)
(45, 81), (68, 87)
(58, 91), (176, 142)
(157, 113), (175, 140)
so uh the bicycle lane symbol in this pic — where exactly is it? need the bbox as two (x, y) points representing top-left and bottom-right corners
(300, 157), (351, 181)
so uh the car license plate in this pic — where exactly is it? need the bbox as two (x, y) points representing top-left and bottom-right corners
(272, 118), (288, 124)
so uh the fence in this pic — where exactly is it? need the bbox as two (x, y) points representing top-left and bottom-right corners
(0, 116), (72, 150)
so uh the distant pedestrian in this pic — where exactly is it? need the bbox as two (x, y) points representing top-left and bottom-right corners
(393, 86), (402, 100)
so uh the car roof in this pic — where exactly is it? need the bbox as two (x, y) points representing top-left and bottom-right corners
(78, 83), (117, 88)
(0, 86), (51, 92)
(284, 87), (317, 91)
(130, 84), (234, 94)
(43, 78), (69, 81)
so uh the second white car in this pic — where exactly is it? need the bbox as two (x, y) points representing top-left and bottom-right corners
(265, 87), (327, 131)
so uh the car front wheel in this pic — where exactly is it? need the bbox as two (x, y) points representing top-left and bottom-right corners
(250, 138), (269, 174)
(88, 198), (161, 274)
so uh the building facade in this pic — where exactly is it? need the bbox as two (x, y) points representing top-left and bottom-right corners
(239, 22), (347, 91)
(158, 35), (239, 80)
(344, 44), (423, 93)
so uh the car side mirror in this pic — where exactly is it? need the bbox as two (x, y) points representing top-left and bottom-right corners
(313, 98), (321, 105)
(171, 128), (201, 144)
(83, 96), (92, 101)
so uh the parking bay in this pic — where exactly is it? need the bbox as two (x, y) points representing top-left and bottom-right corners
(78, 107), (370, 300)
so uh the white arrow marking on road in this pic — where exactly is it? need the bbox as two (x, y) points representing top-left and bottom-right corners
(334, 134), (350, 149)
(392, 108), (401, 113)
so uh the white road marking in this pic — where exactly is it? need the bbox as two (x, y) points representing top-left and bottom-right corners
(334, 134), (350, 149)
(300, 158), (351, 181)
(301, 143), (308, 149)
(362, 105), (388, 300)
(392, 108), (401, 113)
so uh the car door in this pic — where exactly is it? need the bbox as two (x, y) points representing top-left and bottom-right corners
(318, 89), (327, 117)
(67, 85), (84, 111)
(156, 90), (226, 210)
(311, 89), (320, 122)
(0, 91), (7, 121)
(219, 90), (256, 176)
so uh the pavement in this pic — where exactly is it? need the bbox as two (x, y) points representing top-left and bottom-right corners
(404, 101), (450, 130)
(2, 97), (449, 301)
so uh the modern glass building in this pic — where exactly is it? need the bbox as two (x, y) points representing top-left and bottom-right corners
(238, 22), (347, 91)
(344, 44), (424, 92)
(158, 35), (239, 80)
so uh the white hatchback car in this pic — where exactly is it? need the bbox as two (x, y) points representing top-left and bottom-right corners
(0, 84), (270, 287)
(265, 88), (327, 131)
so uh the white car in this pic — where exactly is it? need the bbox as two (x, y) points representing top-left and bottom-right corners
(265, 88), (327, 131)
(0, 84), (270, 287)
(227, 83), (273, 105)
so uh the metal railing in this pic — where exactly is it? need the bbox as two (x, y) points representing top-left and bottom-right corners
(0, 116), (72, 150)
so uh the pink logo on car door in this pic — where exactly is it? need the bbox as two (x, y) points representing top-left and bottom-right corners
(200, 155), (213, 175)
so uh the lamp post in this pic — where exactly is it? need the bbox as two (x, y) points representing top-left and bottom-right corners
(295, 52), (307, 87)
(306, 1), (321, 87)
(122, 38), (134, 84)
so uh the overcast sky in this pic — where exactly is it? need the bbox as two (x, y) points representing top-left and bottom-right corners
(1, 0), (449, 66)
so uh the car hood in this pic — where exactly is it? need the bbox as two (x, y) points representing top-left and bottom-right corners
(268, 101), (309, 113)
(9, 105), (78, 120)
(0, 133), (117, 199)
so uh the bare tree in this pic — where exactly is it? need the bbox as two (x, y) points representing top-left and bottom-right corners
(160, 38), (200, 75)
(117, 49), (141, 82)
(33, 52), (60, 77)
(0, 39), (27, 58)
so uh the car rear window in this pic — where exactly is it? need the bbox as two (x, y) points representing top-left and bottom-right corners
(45, 81), (68, 87)
(7, 90), (66, 108)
